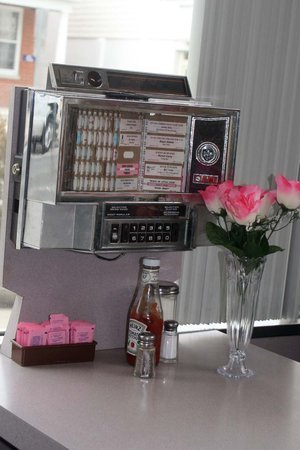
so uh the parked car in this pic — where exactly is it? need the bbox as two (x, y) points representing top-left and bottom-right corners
(31, 101), (58, 154)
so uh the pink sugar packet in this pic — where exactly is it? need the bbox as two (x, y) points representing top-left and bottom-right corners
(19, 323), (46, 347)
(49, 313), (69, 330)
(47, 330), (67, 345)
(70, 321), (95, 344)
(16, 322), (36, 345)
(42, 320), (69, 345)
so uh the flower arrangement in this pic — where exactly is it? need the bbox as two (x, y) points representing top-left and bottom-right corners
(200, 174), (300, 260)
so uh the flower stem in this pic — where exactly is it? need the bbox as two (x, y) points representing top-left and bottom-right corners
(266, 208), (297, 240)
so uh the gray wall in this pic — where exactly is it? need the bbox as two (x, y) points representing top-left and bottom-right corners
(2, 241), (182, 349)
(0, 99), (182, 349)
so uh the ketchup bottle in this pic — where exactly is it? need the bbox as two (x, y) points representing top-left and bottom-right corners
(126, 257), (163, 366)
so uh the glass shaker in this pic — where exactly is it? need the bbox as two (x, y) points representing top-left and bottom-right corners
(159, 281), (179, 321)
(160, 320), (179, 363)
(133, 331), (156, 379)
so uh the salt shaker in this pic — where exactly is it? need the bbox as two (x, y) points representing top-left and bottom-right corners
(133, 331), (156, 379)
(159, 281), (179, 321)
(160, 320), (179, 363)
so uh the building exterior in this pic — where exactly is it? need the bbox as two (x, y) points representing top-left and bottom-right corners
(0, 0), (76, 113)
(66, 0), (194, 75)
(0, 4), (35, 111)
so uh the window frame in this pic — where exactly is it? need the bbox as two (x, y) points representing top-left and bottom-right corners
(0, 5), (23, 79)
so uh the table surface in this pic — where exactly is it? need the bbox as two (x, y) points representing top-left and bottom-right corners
(0, 330), (300, 450)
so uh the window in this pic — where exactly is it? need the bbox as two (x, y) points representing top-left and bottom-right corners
(0, 5), (23, 78)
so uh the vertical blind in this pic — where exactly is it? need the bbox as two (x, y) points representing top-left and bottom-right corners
(178, 0), (300, 324)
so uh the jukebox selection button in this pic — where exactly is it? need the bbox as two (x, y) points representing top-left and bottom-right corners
(163, 233), (171, 242)
(110, 224), (120, 243)
(130, 223), (138, 232)
(118, 221), (181, 245)
(129, 234), (138, 243)
(147, 224), (155, 232)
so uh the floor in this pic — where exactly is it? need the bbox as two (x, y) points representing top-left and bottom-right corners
(252, 335), (300, 362)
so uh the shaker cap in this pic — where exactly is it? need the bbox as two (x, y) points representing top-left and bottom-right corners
(164, 320), (179, 331)
(138, 331), (156, 348)
(143, 257), (160, 268)
(159, 280), (179, 295)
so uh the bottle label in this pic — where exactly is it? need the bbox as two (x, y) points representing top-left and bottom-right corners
(142, 268), (159, 284)
(127, 319), (147, 356)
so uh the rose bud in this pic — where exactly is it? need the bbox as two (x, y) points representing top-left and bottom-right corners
(275, 174), (300, 210)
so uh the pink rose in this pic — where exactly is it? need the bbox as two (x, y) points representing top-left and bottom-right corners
(218, 180), (234, 196)
(200, 180), (234, 214)
(223, 184), (265, 226)
(200, 185), (223, 213)
(275, 174), (300, 210)
(257, 190), (277, 219)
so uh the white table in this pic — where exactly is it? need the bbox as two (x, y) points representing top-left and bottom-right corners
(0, 331), (300, 450)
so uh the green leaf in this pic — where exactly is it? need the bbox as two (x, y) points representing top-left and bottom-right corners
(229, 223), (247, 248)
(205, 221), (284, 259)
(206, 223), (245, 257)
(221, 244), (245, 258)
(206, 222), (229, 245)
(242, 233), (268, 258)
(266, 245), (284, 255)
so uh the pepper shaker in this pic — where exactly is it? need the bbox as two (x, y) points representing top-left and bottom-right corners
(133, 331), (156, 379)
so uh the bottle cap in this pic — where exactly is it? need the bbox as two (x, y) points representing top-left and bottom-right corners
(142, 257), (160, 268)
(164, 320), (179, 332)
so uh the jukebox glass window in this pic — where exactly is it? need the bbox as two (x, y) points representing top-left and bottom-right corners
(62, 105), (189, 194)
(0, 5), (23, 77)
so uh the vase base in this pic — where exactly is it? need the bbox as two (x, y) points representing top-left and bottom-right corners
(217, 364), (255, 379)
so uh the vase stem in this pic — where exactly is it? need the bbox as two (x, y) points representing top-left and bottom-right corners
(217, 349), (254, 378)
(217, 252), (266, 379)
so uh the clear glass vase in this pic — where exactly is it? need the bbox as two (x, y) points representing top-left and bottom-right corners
(217, 252), (266, 379)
